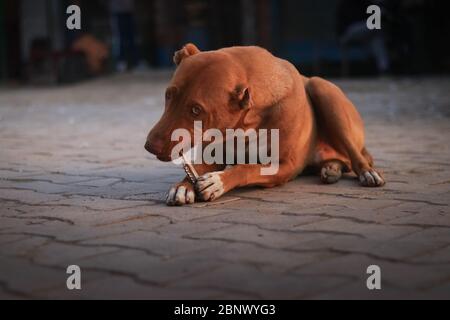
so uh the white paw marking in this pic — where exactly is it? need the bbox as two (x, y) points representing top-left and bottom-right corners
(359, 169), (385, 187)
(175, 186), (186, 204)
(185, 190), (195, 204)
(166, 187), (176, 205)
(196, 171), (225, 202)
(321, 165), (341, 184)
(166, 184), (195, 206)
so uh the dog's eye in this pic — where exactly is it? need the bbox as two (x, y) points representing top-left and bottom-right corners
(165, 91), (172, 100)
(191, 105), (202, 116)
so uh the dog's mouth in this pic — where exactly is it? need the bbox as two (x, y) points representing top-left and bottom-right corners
(156, 154), (172, 162)
(150, 144), (199, 164)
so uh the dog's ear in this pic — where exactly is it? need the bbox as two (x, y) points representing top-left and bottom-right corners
(233, 85), (252, 109)
(173, 43), (200, 65)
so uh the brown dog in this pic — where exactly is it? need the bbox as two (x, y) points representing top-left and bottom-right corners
(145, 43), (385, 206)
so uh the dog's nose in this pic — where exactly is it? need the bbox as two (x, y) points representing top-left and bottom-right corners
(144, 139), (163, 155)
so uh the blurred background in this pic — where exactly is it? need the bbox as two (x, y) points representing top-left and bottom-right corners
(0, 0), (449, 84)
(0, 1), (450, 300)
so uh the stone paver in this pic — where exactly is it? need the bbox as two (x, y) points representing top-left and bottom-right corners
(0, 73), (449, 299)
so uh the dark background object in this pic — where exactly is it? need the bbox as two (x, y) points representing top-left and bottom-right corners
(0, 0), (449, 83)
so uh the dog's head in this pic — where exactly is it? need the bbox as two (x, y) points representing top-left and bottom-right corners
(145, 43), (254, 161)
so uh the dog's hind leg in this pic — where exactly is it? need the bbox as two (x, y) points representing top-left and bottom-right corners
(362, 147), (374, 167)
(306, 77), (385, 187)
(320, 160), (344, 184)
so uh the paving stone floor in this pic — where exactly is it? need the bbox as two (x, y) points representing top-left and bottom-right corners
(0, 73), (449, 299)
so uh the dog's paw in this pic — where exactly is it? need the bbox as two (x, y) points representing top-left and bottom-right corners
(320, 161), (342, 184)
(359, 169), (385, 187)
(195, 171), (225, 202)
(166, 182), (195, 206)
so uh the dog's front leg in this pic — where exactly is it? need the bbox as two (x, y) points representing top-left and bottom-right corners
(166, 163), (225, 206)
(196, 163), (297, 202)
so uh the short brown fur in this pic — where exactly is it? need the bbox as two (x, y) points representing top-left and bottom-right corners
(145, 44), (385, 205)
